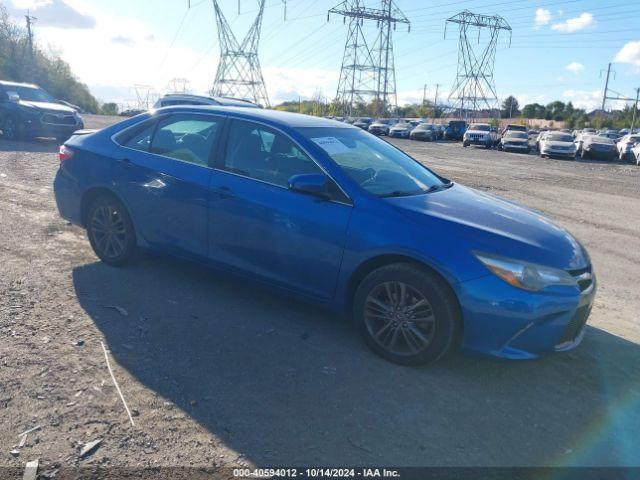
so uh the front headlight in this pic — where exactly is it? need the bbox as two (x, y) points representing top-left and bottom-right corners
(474, 252), (577, 292)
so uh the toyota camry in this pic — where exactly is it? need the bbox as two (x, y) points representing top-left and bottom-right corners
(54, 106), (596, 365)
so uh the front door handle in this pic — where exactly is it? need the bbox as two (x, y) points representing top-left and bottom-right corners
(212, 186), (235, 199)
(117, 158), (133, 168)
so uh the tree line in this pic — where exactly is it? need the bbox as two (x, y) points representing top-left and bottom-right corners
(0, 4), (100, 113)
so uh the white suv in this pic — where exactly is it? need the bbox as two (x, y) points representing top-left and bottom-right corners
(463, 123), (499, 149)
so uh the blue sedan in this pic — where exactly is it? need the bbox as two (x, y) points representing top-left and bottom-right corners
(54, 106), (596, 365)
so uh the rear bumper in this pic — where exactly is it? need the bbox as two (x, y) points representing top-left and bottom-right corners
(53, 168), (83, 226)
(456, 273), (596, 360)
(584, 149), (617, 159)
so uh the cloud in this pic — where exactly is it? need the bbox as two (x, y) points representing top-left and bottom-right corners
(562, 89), (603, 111)
(8, 0), (95, 29)
(551, 13), (595, 33)
(565, 62), (585, 74)
(614, 40), (640, 68)
(111, 35), (135, 47)
(534, 8), (551, 27)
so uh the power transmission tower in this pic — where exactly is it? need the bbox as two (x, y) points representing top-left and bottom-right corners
(211, 0), (270, 107)
(169, 78), (189, 94)
(445, 11), (511, 120)
(133, 85), (154, 110)
(329, 0), (409, 116)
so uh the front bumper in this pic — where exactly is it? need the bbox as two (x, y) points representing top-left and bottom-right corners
(22, 116), (83, 138)
(465, 137), (490, 145)
(456, 272), (596, 360)
(542, 148), (576, 158)
(503, 143), (530, 151)
(389, 131), (409, 138)
(584, 148), (617, 159)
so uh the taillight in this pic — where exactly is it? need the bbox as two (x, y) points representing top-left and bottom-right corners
(59, 145), (74, 162)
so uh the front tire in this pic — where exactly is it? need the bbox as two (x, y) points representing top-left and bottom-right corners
(353, 263), (460, 366)
(86, 194), (137, 266)
(2, 116), (21, 141)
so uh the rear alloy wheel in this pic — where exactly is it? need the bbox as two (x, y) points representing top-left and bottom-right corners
(87, 195), (137, 266)
(3, 116), (20, 141)
(354, 263), (460, 366)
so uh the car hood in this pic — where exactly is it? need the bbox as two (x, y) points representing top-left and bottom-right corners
(18, 100), (77, 113)
(386, 184), (588, 270)
(503, 138), (528, 143)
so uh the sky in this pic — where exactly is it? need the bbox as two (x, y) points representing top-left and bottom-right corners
(5, 0), (640, 111)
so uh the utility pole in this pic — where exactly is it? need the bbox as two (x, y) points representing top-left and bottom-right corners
(631, 87), (640, 133)
(25, 11), (36, 56)
(422, 84), (427, 116)
(433, 83), (440, 118)
(601, 63), (612, 111)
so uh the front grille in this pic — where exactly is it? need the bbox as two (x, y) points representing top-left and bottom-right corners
(41, 113), (77, 125)
(558, 304), (591, 344)
(467, 133), (486, 140)
(568, 265), (593, 292)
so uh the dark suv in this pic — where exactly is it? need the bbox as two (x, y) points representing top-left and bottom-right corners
(0, 80), (84, 142)
(443, 120), (467, 141)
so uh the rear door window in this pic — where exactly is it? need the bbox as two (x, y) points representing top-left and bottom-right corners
(150, 115), (222, 167)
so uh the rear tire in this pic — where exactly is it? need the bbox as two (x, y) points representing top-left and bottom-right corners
(353, 263), (460, 366)
(86, 194), (138, 266)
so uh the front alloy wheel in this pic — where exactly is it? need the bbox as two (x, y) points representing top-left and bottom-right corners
(364, 282), (435, 357)
(354, 263), (460, 365)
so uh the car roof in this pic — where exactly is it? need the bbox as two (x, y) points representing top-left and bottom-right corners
(0, 80), (39, 88)
(153, 105), (357, 129)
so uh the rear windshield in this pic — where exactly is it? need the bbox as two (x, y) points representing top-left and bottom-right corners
(546, 133), (574, 142)
(590, 136), (614, 144)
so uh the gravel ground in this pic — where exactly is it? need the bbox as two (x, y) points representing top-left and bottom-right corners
(1, 115), (639, 476)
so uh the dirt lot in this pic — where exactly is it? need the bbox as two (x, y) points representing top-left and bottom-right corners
(1, 115), (639, 476)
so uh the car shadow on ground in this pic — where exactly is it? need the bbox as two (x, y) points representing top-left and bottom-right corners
(72, 256), (640, 467)
(0, 136), (60, 153)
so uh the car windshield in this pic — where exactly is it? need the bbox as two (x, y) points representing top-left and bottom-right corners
(394, 123), (411, 128)
(590, 136), (614, 144)
(374, 119), (388, 124)
(505, 132), (528, 139)
(546, 133), (574, 142)
(470, 124), (491, 131)
(7, 85), (54, 103)
(416, 124), (433, 130)
(357, 118), (372, 123)
(302, 127), (446, 197)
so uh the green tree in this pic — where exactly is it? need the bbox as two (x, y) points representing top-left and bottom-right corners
(500, 95), (520, 118)
(100, 102), (119, 115)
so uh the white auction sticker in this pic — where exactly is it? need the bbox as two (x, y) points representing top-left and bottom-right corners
(311, 137), (352, 155)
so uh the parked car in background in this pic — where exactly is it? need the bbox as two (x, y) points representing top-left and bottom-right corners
(368, 119), (391, 136)
(388, 122), (413, 138)
(0, 80), (84, 142)
(153, 93), (260, 109)
(630, 142), (640, 166)
(528, 129), (539, 136)
(53, 105), (596, 365)
(410, 123), (438, 141)
(616, 134), (640, 161)
(463, 123), (499, 148)
(598, 131), (620, 142)
(539, 132), (577, 159)
(353, 117), (373, 130)
(579, 135), (617, 160)
(535, 131), (548, 152)
(499, 131), (530, 153)
(436, 124), (446, 139)
(443, 120), (467, 141)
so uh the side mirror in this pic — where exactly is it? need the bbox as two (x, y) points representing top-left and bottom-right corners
(7, 91), (19, 103)
(288, 173), (330, 199)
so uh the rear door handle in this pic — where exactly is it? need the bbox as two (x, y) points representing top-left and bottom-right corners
(212, 186), (235, 199)
(117, 158), (133, 168)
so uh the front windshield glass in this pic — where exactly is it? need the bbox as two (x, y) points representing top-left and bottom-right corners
(394, 123), (411, 128)
(470, 124), (491, 131)
(301, 127), (446, 197)
(8, 85), (54, 103)
(505, 132), (528, 139)
(546, 133), (574, 142)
